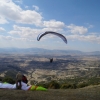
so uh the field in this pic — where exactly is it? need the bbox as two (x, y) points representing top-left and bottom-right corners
(0, 85), (100, 100)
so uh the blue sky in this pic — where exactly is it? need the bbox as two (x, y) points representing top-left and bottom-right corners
(0, 0), (100, 52)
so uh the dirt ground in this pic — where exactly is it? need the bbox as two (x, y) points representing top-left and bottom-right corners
(0, 85), (100, 100)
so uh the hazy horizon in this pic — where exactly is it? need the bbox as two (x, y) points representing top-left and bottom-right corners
(0, 47), (100, 53)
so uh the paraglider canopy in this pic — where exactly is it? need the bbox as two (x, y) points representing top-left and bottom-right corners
(37, 31), (67, 44)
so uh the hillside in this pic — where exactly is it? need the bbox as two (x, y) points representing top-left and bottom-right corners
(0, 85), (100, 100)
(0, 53), (100, 85)
(0, 52), (100, 100)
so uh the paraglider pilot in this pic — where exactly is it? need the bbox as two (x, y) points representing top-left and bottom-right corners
(50, 58), (53, 63)
(16, 71), (23, 89)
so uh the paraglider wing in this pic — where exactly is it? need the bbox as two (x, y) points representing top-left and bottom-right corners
(37, 31), (67, 44)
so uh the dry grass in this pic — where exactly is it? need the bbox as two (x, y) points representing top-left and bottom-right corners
(0, 85), (100, 100)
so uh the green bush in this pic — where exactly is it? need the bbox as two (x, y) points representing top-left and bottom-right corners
(0, 77), (3, 81)
(49, 80), (60, 89)
(2, 76), (15, 84)
(71, 83), (77, 89)
(61, 83), (77, 89)
(61, 83), (71, 89)
(37, 83), (49, 88)
(77, 82), (88, 88)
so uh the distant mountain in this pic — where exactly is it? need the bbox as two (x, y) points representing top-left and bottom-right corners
(86, 51), (100, 55)
(0, 48), (100, 55)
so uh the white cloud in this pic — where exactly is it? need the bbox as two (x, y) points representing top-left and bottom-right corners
(0, 35), (33, 42)
(67, 24), (88, 34)
(0, 27), (5, 32)
(67, 34), (100, 43)
(0, 0), (66, 28)
(41, 27), (63, 32)
(0, 0), (22, 20)
(9, 25), (41, 39)
(43, 20), (65, 28)
(19, 10), (43, 26)
(0, 16), (8, 24)
(14, 0), (23, 4)
(0, 0), (43, 26)
(8, 24), (100, 44)
(8, 25), (65, 40)
(0, 35), (35, 48)
(32, 5), (39, 11)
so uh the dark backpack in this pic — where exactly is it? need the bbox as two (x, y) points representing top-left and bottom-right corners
(22, 75), (28, 84)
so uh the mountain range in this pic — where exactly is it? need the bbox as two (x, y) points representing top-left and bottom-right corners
(0, 48), (100, 55)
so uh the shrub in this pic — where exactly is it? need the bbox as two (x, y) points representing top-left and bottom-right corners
(37, 82), (49, 88)
(2, 76), (15, 84)
(61, 83), (71, 89)
(77, 82), (88, 88)
(49, 80), (60, 89)
(61, 83), (77, 89)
